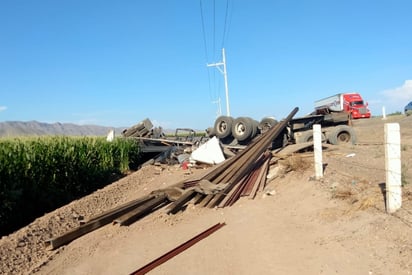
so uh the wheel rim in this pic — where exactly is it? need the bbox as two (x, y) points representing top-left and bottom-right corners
(236, 123), (246, 135)
(337, 132), (350, 143)
(218, 122), (227, 133)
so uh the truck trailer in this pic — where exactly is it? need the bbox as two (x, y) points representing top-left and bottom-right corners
(314, 93), (371, 119)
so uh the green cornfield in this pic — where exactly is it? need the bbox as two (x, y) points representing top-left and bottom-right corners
(0, 136), (140, 236)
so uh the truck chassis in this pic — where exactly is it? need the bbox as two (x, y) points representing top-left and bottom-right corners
(210, 111), (356, 149)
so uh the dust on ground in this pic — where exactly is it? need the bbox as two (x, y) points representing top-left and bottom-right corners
(1, 116), (412, 275)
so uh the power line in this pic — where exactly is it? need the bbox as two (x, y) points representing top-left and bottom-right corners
(199, 0), (209, 62)
(199, 0), (232, 116)
(213, 0), (216, 61)
(200, 0), (214, 103)
(221, 0), (230, 49)
(200, 0), (232, 62)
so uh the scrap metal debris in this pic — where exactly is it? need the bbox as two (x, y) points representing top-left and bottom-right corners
(190, 136), (225, 165)
(122, 118), (212, 167)
(166, 107), (299, 212)
(45, 108), (302, 250)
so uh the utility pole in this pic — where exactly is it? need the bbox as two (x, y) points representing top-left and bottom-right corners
(207, 48), (231, 116)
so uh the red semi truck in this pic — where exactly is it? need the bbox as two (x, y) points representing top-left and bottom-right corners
(314, 93), (371, 119)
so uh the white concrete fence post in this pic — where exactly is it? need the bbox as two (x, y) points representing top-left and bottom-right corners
(382, 106), (387, 120)
(384, 123), (402, 213)
(313, 124), (323, 179)
(106, 129), (115, 142)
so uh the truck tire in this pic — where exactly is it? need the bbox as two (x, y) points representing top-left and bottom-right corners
(327, 125), (357, 145)
(259, 117), (278, 133)
(295, 130), (326, 144)
(251, 119), (259, 138)
(205, 127), (216, 137)
(232, 117), (254, 141)
(295, 130), (313, 144)
(214, 116), (233, 139)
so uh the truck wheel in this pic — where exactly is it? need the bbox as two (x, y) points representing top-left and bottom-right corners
(295, 130), (326, 144)
(214, 116), (233, 139)
(251, 119), (259, 138)
(295, 130), (313, 144)
(259, 117), (278, 133)
(205, 127), (216, 137)
(232, 117), (254, 141)
(327, 125), (357, 145)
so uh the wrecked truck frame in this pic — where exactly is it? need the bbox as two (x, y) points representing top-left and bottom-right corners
(121, 119), (209, 166)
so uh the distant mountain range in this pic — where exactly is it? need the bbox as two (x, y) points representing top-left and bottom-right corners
(0, 121), (126, 137)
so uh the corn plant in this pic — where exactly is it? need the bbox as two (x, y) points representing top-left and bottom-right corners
(0, 136), (140, 236)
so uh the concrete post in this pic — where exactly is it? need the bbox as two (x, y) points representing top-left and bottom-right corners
(384, 123), (402, 213)
(106, 130), (115, 142)
(313, 124), (323, 179)
(382, 106), (387, 120)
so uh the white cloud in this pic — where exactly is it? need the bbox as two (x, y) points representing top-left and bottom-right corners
(382, 80), (412, 103)
(0, 106), (7, 112)
(379, 80), (412, 113)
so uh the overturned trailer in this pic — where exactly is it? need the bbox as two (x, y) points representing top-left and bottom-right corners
(121, 118), (209, 165)
(209, 109), (356, 149)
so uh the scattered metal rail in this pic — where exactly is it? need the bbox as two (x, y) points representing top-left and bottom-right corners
(113, 194), (169, 226)
(44, 194), (169, 250)
(129, 222), (226, 275)
(44, 108), (298, 251)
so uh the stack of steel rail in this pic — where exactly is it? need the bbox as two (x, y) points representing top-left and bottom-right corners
(167, 107), (298, 214)
(45, 108), (298, 250)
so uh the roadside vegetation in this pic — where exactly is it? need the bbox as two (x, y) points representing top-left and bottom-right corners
(372, 111), (407, 118)
(388, 111), (403, 116)
(0, 136), (140, 236)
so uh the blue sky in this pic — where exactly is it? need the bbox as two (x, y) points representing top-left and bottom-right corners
(1, 1), (412, 130)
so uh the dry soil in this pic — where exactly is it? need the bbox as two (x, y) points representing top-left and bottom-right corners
(1, 115), (412, 275)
